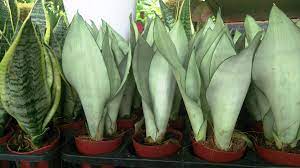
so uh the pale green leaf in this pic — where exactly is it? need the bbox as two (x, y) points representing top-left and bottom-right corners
(62, 13), (110, 140)
(207, 32), (262, 150)
(253, 5), (300, 146)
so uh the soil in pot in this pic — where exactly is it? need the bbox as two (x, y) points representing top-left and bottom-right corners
(255, 134), (300, 166)
(7, 127), (60, 168)
(192, 135), (246, 163)
(133, 129), (183, 158)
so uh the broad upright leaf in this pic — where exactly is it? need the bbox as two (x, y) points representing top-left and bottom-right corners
(244, 15), (263, 43)
(132, 37), (154, 107)
(62, 14), (110, 140)
(102, 28), (121, 96)
(169, 20), (188, 64)
(0, 17), (51, 146)
(253, 5), (300, 147)
(206, 32), (262, 150)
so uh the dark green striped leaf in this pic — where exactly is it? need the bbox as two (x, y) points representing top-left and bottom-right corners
(0, 17), (52, 147)
(159, 0), (175, 29)
(31, 0), (50, 43)
(179, 0), (193, 39)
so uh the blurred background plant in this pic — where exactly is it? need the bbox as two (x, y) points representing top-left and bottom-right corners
(137, 0), (213, 30)
(136, 0), (161, 24)
(17, 0), (66, 25)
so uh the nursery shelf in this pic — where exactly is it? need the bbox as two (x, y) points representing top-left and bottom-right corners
(0, 144), (60, 162)
(61, 134), (288, 168)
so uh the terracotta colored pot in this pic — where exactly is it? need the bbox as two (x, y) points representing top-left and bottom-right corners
(7, 128), (60, 168)
(75, 134), (123, 155)
(255, 143), (300, 166)
(0, 129), (13, 168)
(168, 117), (184, 130)
(117, 114), (138, 130)
(191, 138), (246, 163)
(132, 129), (183, 158)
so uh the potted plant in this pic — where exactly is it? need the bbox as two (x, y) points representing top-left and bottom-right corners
(0, 2), (62, 166)
(154, 7), (263, 161)
(62, 11), (132, 157)
(132, 18), (185, 158)
(252, 5), (300, 167)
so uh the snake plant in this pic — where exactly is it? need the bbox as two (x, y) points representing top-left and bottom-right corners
(62, 13), (131, 140)
(0, 5), (61, 149)
(253, 5), (300, 149)
(132, 16), (188, 143)
(154, 10), (262, 150)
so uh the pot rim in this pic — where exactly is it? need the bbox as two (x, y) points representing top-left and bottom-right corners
(132, 128), (183, 147)
(191, 134), (247, 154)
(75, 129), (125, 143)
(255, 142), (300, 156)
(7, 127), (60, 155)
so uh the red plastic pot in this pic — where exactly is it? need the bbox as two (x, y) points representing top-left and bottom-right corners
(75, 134), (123, 155)
(132, 129), (183, 158)
(7, 128), (60, 168)
(255, 143), (300, 166)
(75, 133), (123, 168)
(0, 129), (13, 168)
(191, 138), (246, 163)
(117, 114), (138, 130)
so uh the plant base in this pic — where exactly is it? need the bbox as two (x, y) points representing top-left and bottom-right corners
(255, 143), (300, 166)
(132, 129), (182, 158)
(191, 136), (246, 163)
(7, 128), (60, 168)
